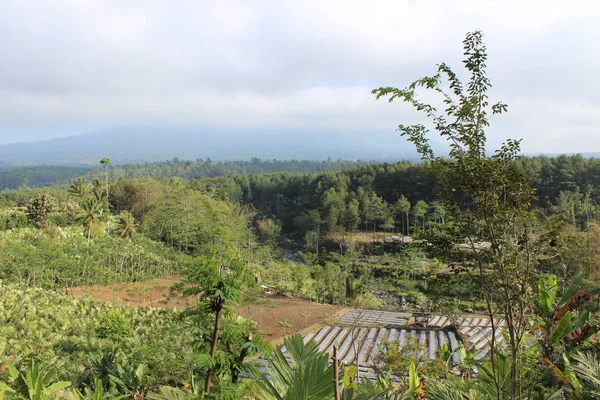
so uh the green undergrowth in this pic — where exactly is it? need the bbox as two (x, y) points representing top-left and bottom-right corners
(0, 282), (193, 389)
(0, 227), (185, 289)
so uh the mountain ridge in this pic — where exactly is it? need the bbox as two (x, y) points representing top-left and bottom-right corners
(0, 126), (419, 166)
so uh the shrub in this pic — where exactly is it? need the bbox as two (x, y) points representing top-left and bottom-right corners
(0, 208), (28, 230)
(26, 192), (57, 228)
(96, 310), (132, 340)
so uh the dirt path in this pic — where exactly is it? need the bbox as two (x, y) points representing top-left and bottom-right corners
(70, 278), (348, 343)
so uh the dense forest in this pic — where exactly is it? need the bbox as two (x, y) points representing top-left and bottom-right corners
(0, 158), (371, 190)
(0, 32), (598, 400)
(4, 154), (600, 231)
(187, 154), (600, 235)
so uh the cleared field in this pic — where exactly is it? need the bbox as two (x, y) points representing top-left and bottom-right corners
(70, 278), (348, 343)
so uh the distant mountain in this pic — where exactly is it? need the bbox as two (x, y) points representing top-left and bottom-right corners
(0, 127), (419, 166)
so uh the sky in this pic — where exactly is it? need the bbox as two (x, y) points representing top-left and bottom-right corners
(0, 0), (598, 153)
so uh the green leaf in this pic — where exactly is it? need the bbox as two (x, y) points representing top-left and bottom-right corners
(256, 334), (334, 400)
(343, 365), (357, 388)
(558, 271), (583, 308)
(562, 354), (583, 393)
(538, 275), (558, 317)
(7, 363), (19, 379)
(587, 287), (600, 299)
(574, 310), (589, 330)
(551, 311), (573, 344)
(41, 381), (71, 398)
(135, 364), (145, 383)
(147, 386), (191, 400)
(540, 357), (573, 391)
(0, 382), (15, 398)
(408, 362), (419, 392)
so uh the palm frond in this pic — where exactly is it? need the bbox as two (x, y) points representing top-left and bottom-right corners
(572, 351), (600, 389)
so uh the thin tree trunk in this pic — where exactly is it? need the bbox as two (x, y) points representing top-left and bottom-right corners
(316, 223), (320, 258)
(105, 166), (109, 203)
(205, 303), (223, 394)
(333, 345), (340, 400)
(511, 343), (518, 400)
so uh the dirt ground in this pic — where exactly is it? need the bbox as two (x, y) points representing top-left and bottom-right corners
(70, 279), (348, 343)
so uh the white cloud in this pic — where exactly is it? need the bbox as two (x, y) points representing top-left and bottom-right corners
(0, 0), (598, 152)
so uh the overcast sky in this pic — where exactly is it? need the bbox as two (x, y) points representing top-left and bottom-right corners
(0, 0), (598, 153)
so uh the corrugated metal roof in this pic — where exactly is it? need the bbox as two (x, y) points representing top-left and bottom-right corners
(299, 325), (460, 362)
(278, 310), (505, 376)
(337, 309), (412, 326)
(457, 316), (505, 359)
(334, 309), (504, 359)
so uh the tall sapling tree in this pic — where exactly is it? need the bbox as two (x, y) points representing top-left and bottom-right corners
(373, 30), (537, 400)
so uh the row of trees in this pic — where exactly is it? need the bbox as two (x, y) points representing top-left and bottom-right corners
(3, 156), (600, 237)
(0, 158), (372, 191)
(183, 153), (600, 241)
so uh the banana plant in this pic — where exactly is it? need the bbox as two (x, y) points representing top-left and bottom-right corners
(534, 271), (600, 395)
(6, 360), (71, 400)
(147, 386), (193, 400)
(535, 271), (600, 357)
(108, 363), (148, 400)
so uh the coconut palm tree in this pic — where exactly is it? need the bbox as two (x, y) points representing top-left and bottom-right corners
(76, 198), (104, 241)
(116, 210), (137, 240)
(68, 177), (92, 199)
(91, 178), (105, 202)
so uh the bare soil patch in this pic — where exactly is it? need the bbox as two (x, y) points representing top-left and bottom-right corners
(70, 278), (348, 343)
(237, 297), (348, 344)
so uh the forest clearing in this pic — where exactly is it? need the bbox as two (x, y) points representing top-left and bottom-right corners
(71, 279), (348, 343)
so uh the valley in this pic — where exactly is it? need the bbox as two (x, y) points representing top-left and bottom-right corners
(0, 26), (598, 400)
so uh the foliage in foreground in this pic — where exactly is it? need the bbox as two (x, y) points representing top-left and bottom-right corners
(0, 282), (193, 395)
